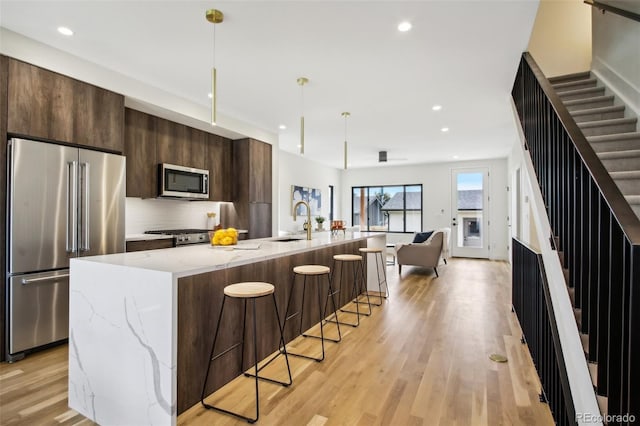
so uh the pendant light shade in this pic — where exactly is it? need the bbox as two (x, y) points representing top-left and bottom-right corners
(206, 9), (224, 125)
(341, 112), (350, 170)
(297, 77), (308, 155)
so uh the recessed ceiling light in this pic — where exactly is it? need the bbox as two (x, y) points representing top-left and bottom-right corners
(279, 124), (287, 130)
(453, 155), (459, 159)
(297, 144), (302, 148)
(398, 21), (412, 32)
(441, 127), (449, 132)
(207, 93), (213, 99)
(57, 26), (73, 36)
(432, 105), (442, 111)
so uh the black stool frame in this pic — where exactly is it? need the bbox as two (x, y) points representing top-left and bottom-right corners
(325, 257), (371, 327)
(357, 250), (389, 306)
(282, 269), (342, 362)
(200, 292), (292, 424)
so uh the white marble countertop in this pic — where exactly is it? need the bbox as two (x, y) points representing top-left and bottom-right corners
(78, 231), (385, 279)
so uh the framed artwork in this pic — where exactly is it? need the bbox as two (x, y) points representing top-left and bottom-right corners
(291, 185), (321, 216)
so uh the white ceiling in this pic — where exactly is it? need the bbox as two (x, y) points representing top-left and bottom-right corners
(0, 1), (539, 169)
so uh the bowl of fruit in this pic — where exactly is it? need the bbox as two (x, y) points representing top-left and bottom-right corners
(209, 228), (238, 246)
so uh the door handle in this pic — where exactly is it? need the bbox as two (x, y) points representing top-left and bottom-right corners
(22, 273), (70, 285)
(67, 161), (78, 252)
(80, 163), (90, 251)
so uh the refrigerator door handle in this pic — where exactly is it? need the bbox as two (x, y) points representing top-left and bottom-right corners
(67, 161), (78, 253)
(21, 273), (70, 285)
(80, 162), (91, 251)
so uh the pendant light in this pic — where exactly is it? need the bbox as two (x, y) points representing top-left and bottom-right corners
(206, 9), (224, 125)
(342, 112), (350, 169)
(297, 77), (309, 155)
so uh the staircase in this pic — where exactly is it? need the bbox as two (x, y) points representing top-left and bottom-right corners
(549, 71), (640, 220)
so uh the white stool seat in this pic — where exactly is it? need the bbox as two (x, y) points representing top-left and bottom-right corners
(333, 254), (362, 262)
(224, 282), (274, 298)
(293, 265), (330, 275)
(359, 247), (382, 253)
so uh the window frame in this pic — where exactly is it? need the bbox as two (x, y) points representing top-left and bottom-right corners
(351, 184), (423, 233)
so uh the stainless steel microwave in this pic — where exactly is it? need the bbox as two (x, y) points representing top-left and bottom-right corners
(159, 163), (209, 199)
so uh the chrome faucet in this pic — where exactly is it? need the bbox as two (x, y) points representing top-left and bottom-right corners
(293, 200), (312, 240)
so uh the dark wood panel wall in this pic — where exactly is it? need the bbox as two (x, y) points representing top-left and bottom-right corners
(1, 55), (9, 362)
(176, 240), (366, 414)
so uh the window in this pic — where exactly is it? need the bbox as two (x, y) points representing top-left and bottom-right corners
(351, 184), (422, 233)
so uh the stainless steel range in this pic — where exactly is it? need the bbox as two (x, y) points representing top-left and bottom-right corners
(145, 229), (211, 246)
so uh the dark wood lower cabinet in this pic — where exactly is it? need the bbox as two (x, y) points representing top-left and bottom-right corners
(176, 240), (366, 414)
(125, 239), (174, 252)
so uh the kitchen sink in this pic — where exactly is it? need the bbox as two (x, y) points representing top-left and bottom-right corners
(270, 237), (304, 242)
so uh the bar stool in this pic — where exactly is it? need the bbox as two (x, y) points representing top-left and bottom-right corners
(282, 265), (342, 362)
(358, 247), (389, 306)
(201, 282), (292, 424)
(326, 253), (371, 327)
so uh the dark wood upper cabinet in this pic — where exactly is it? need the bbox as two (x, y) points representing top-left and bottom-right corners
(156, 117), (190, 167)
(249, 139), (272, 203)
(188, 127), (207, 170)
(7, 58), (124, 152)
(124, 108), (157, 198)
(232, 138), (273, 238)
(234, 138), (272, 204)
(205, 133), (233, 201)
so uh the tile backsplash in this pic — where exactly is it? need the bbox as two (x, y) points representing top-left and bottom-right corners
(125, 197), (222, 234)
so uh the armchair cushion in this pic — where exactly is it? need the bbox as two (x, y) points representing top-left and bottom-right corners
(412, 231), (433, 244)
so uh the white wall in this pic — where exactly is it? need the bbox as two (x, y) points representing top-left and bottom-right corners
(341, 159), (510, 260)
(591, 7), (640, 116)
(527, 0), (592, 78)
(277, 151), (342, 235)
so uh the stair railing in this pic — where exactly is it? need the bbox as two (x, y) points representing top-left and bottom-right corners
(512, 238), (575, 425)
(512, 52), (640, 421)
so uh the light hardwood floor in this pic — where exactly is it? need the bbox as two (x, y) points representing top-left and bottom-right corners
(0, 258), (554, 425)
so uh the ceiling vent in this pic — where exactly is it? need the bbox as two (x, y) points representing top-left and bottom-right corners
(378, 151), (387, 162)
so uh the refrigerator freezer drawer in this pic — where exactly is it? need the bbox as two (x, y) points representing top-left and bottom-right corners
(8, 271), (70, 355)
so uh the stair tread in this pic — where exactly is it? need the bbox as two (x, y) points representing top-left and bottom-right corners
(557, 86), (604, 96)
(548, 71), (591, 83)
(578, 117), (637, 128)
(571, 105), (625, 116)
(588, 132), (640, 142)
(611, 170), (640, 180)
(553, 78), (598, 90)
(564, 95), (614, 106)
(597, 149), (640, 159)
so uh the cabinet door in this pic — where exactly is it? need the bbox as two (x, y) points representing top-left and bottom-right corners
(74, 83), (124, 152)
(124, 109), (157, 198)
(249, 203), (272, 239)
(249, 139), (272, 203)
(206, 133), (232, 201)
(7, 59), (124, 152)
(156, 118), (191, 167)
(189, 127), (206, 170)
(8, 59), (74, 142)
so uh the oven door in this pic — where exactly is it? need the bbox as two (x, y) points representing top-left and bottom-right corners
(159, 163), (209, 199)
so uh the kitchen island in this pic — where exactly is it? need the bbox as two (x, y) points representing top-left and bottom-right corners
(68, 231), (385, 425)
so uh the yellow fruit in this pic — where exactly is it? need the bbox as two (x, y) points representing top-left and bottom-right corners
(211, 228), (237, 245)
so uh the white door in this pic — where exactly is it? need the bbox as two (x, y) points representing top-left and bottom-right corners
(451, 168), (489, 258)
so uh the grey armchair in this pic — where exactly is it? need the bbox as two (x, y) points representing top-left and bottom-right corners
(395, 229), (447, 277)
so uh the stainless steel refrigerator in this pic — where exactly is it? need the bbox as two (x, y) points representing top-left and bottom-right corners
(6, 138), (125, 361)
